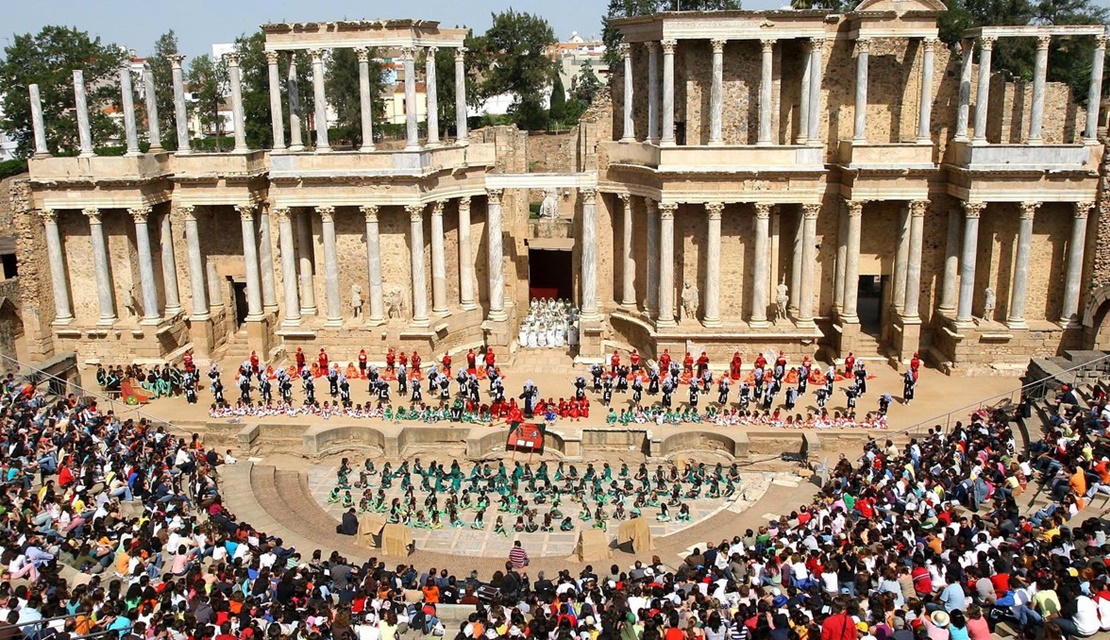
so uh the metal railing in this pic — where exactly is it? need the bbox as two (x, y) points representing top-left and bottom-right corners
(2, 610), (131, 640)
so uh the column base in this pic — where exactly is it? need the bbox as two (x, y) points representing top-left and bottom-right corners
(748, 319), (769, 329)
(360, 145), (377, 152)
(288, 145), (305, 153)
(190, 313), (211, 322)
(1058, 318), (1083, 330)
(434, 307), (450, 317)
(707, 139), (724, 147)
(1005, 318), (1028, 330)
(300, 306), (318, 316)
(51, 317), (75, 327)
(245, 314), (266, 323)
(460, 302), (478, 311)
(702, 318), (722, 328)
(659, 139), (676, 147)
(426, 141), (442, 148)
(619, 137), (636, 144)
(315, 146), (332, 153)
(936, 306), (956, 319)
(794, 318), (817, 329)
(580, 311), (601, 323)
(263, 304), (280, 314)
(97, 317), (118, 326)
(487, 310), (508, 322)
(411, 317), (431, 328)
(839, 314), (859, 325)
(164, 306), (184, 317)
(1027, 137), (1044, 146)
(324, 318), (343, 328)
(366, 316), (386, 327)
(140, 316), (162, 326)
(404, 144), (422, 152)
(281, 317), (303, 328)
(656, 318), (676, 329)
(756, 140), (772, 147)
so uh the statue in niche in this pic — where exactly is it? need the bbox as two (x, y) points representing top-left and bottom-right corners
(775, 278), (789, 323)
(979, 287), (996, 324)
(124, 284), (142, 319)
(539, 188), (560, 219)
(350, 284), (364, 319)
(681, 281), (699, 323)
(386, 286), (408, 321)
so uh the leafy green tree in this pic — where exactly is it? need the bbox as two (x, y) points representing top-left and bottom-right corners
(602, 0), (740, 70)
(573, 60), (603, 104)
(325, 47), (387, 146)
(510, 95), (550, 130)
(187, 54), (228, 149)
(550, 73), (568, 123)
(0, 26), (125, 157)
(147, 30), (180, 149)
(477, 9), (559, 118)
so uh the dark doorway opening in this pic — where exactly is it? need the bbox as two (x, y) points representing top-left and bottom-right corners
(232, 281), (249, 327)
(528, 249), (573, 301)
(857, 275), (885, 336)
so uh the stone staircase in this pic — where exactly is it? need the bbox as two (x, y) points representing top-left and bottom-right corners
(216, 329), (252, 364)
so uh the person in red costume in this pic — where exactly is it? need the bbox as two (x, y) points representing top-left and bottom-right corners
(843, 352), (856, 377)
(610, 350), (621, 374)
(411, 351), (421, 372)
(398, 351), (408, 369)
(385, 348), (396, 373)
(466, 348), (477, 373)
(730, 352), (743, 380)
(683, 352), (694, 376)
(754, 352), (767, 370)
(250, 351), (259, 375)
(182, 350), (195, 374)
(910, 351), (921, 373)
(441, 352), (452, 376)
(295, 347), (306, 373)
(775, 351), (787, 369)
(629, 349), (641, 373)
(358, 349), (367, 377)
(696, 352), (710, 377)
(484, 348), (496, 371)
(318, 349), (329, 374)
(659, 349), (672, 374)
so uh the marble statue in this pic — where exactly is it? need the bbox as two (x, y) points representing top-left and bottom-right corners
(539, 188), (559, 219)
(350, 284), (363, 319)
(981, 287), (996, 323)
(775, 279), (789, 322)
(386, 286), (407, 320)
(681, 281), (699, 322)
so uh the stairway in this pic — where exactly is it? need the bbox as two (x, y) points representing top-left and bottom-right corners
(217, 328), (251, 364)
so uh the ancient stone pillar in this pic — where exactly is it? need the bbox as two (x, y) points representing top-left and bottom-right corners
(657, 202), (677, 326)
(789, 210), (803, 316)
(917, 39), (936, 143)
(797, 43), (812, 144)
(709, 39), (725, 145)
(853, 39), (870, 143)
(40, 210), (73, 324)
(255, 205), (277, 313)
(181, 206), (208, 319)
(581, 188), (600, 318)
(938, 208), (962, 317)
(619, 194), (635, 307)
(1061, 202), (1092, 325)
(645, 198), (659, 313)
(1085, 37), (1107, 141)
(402, 47), (420, 150)
(119, 63), (140, 156)
(487, 189), (507, 321)
(237, 205), (264, 321)
(750, 203), (771, 327)
(455, 48), (469, 145)
(457, 197), (477, 310)
(73, 71), (94, 157)
(661, 40), (676, 146)
(799, 204), (819, 324)
(287, 52), (305, 152)
(318, 206), (342, 326)
(361, 205), (385, 325)
(356, 48), (375, 151)
(703, 203), (724, 327)
(160, 212), (182, 316)
(225, 53), (249, 153)
(834, 203), (848, 312)
(893, 205), (910, 314)
(903, 200), (927, 320)
(296, 211), (316, 315)
(309, 49), (330, 152)
(954, 40), (974, 142)
(806, 39), (824, 147)
(143, 65), (162, 152)
(957, 201), (985, 323)
(28, 85), (49, 157)
(129, 207), (160, 323)
(758, 39), (775, 146)
(646, 42), (660, 143)
(1028, 35), (1051, 145)
(275, 208), (301, 326)
(170, 55), (191, 154)
(266, 51), (286, 150)
(426, 46), (440, 147)
(408, 204), (430, 327)
(86, 208), (115, 324)
(842, 200), (863, 323)
(1007, 201), (1038, 328)
(621, 43), (636, 143)
(430, 201), (448, 315)
(972, 37), (995, 144)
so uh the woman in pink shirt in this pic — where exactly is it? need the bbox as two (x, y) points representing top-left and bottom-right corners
(963, 605), (991, 640)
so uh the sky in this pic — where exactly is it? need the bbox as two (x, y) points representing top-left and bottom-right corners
(2, 0), (790, 60)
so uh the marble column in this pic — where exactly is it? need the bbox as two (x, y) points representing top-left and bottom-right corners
(798, 204), (819, 324)
(938, 207), (962, 316)
(309, 49), (330, 152)
(853, 39), (870, 142)
(806, 39), (824, 147)
(455, 48), (469, 145)
(621, 43), (636, 143)
(797, 43), (812, 144)
(430, 201), (448, 315)
(579, 187), (600, 320)
(661, 40), (676, 146)
(170, 55), (191, 154)
(408, 204), (430, 326)
(318, 206), (342, 326)
(1028, 35), (1051, 145)
(402, 47), (420, 150)
(903, 200), (927, 320)
(703, 203), (724, 327)
(657, 202), (677, 326)
(73, 70), (94, 157)
(29, 85), (49, 157)
(457, 197), (477, 310)
(758, 39), (775, 146)
(646, 42), (660, 143)
(356, 48), (375, 151)
(181, 206), (208, 319)
(954, 40), (974, 141)
(275, 208), (301, 326)
(917, 39), (936, 143)
(789, 211), (803, 316)
(159, 212), (182, 316)
(296, 210), (317, 315)
(842, 200), (863, 323)
(361, 205), (385, 325)
(834, 203), (848, 312)
(1085, 37), (1107, 141)
(1007, 201), (1038, 328)
(487, 189), (507, 321)
(119, 64), (140, 156)
(957, 201), (985, 323)
(893, 205), (910, 314)
(206, 261), (222, 311)
(645, 197), (660, 313)
(143, 65), (162, 152)
(1061, 202), (1092, 325)
(287, 53), (305, 152)
(426, 46), (440, 147)
(258, 206), (278, 312)
(40, 210), (73, 324)
(619, 194), (635, 307)
(238, 205), (264, 321)
(266, 51), (286, 150)
(708, 39), (725, 145)
(225, 53), (249, 153)
(750, 203), (771, 327)
(972, 37), (995, 144)
(86, 209), (115, 323)
(129, 207), (160, 323)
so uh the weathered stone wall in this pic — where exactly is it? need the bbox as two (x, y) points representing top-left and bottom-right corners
(13, 178), (53, 361)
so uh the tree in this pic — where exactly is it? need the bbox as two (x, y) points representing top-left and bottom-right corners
(326, 47), (386, 146)
(147, 30), (180, 149)
(790, 0), (858, 9)
(0, 26), (125, 157)
(233, 31), (274, 150)
(573, 60), (603, 104)
(477, 9), (559, 117)
(549, 73), (568, 123)
(187, 54), (228, 150)
(602, 0), (740, 70)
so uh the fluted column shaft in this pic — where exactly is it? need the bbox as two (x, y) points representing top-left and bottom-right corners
(709, 40), (725, 145)
(119, 64), (140, 155)
(703, 203), (724, 327)
(797, 44), (812, 144)
(789, 211), (803, 315)
(1085, 38), (1107, 141)
(455, 48), (469, 144)
(955, 40), (974, 141)
(318, 206), (342, 325)
(1007, 202), (1038, 327)
(957, 202), (984, 323)
(939, 208), (961, 316)
(645, 198), (660, 313)
(853, 39), (870, 142)
(29, 85), (49, 157)
(160, 212), (182, 316)
(620, 195), (635, 306)
(842, 200), (863, 322)
(86, 209), (115, 323)
(750, 204), (771, 326)
(646, 43), (660, 143)
(903, 201), (927, 319)
(458, 198), (477, 310)
(356, 48), (375, 151)
(408, 205), (430, 326)
(917, 39), (936, 142)
(426, 47), (440, 147)
(621, 44), (636, 142)
(758, 40), (775, 146)
(581, 189), (600, 319)
(806, 40), (824, 146)
(1028, 36), (1050, 144)
(657, 203), (677, 326)
(430, 201), (448, 314)
(972, 38), (995, 143)
(225, 54), (249, 153)
(181, 206), (208, 318)
(170, 56), (191, 154)
(1061, 203), (1092, 325)
(309, 49), (330, 152)
(487, 190), (507, 320)
(402, 48), (420, 150)
(361, 206), (385, 324)
(130, 207), (160, 322)
(258, 206), (278, 312)
(40, 211), (73, 323)
(661, 40), (676, 146)
(143, 65), (162, 152)
(834, 204), (848, 312)
(238, 205), (263, 320)
(296, 211), (316, 315)
(73, 71), (94, 157)
(275, 208), (301, 326)
(287, 53), (305, 152)
(266, 51), (286, 150)
(893, 205), (910, 314)
(798, 204), (819, 323)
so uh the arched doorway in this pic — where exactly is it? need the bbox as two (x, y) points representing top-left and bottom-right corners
(1082, 285), (1110, 349)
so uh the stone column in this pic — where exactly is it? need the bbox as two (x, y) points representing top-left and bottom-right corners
(789, 211), (803, 316)
(661, 40), (676, 146)
(296, 210), (317, 315)
(258, 205), (278, 312)
(834, 203), (848, 312)
(903, 200), (927, 320)
(758, 39), (775, 146)
(807, 39), (824, 147)
(206, 261), (222, 311)
(1085, 37), (1107, 141)
(917, 39), (936, 143)
(842, 200), (863, 323)
(430, 201), (448, 315)
(129, 207), (160, 323)
(797, 43), (812, 144)
(361, 205), (385, 325)
(1061, 202), (1092, 325)
(40, 210), (73, 324)
(955, 40), (974, 141)
(408, 204), (430, 326)
(28, 85), (49, 157)
(143, 65), (162, 152)
(957, 201), (984, 323)
(1028, 35), (1051, 145)
(708, 39), (725, 145)
(86, 209), (115, 323)
(266, 51), (286, 150)
(646, 198), (660, 313)
(938, 208), (961, 316)
(309, 49), (330, 152)
(580, 187), (601, 320)
(647, 42), (660, 143)
(237, 205), (264, 321)
(119, 63), (140, 156)
(853, 39), (870, 142)
(457, 197), (477, 310)
(972, 37), (995, 144)
(1007, 201), (1038, 328)
(703, 203), (724, 327)
(170, 55), (191, 154)
(181, 206), (208, 319)
(621, 43), (636, 143)
(619, 194), (635, 307)
(287, 52), (305, 152)
(657, 202), (677, 326)
(487, 189), (507, 321)
(750, 203), (771, 327)
(159, 212), (182, 316)
(318, 206), (342, 326)
(893, 205), (910, 314)
(225, 53), (249, 153)
(73, 70), (94, 157)
(798, 204), (819, 324)
(426, 46), (440, 147)
(402, 47), (420, 150)
(455, 48), (469, 144)
(356, 48), (375, 151)
(275, 208), (301, 326)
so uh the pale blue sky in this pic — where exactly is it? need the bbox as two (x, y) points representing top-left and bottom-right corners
(3, 0), (789, 60)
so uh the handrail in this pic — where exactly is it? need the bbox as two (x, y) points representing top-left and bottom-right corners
(1, 611), (131, 640)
